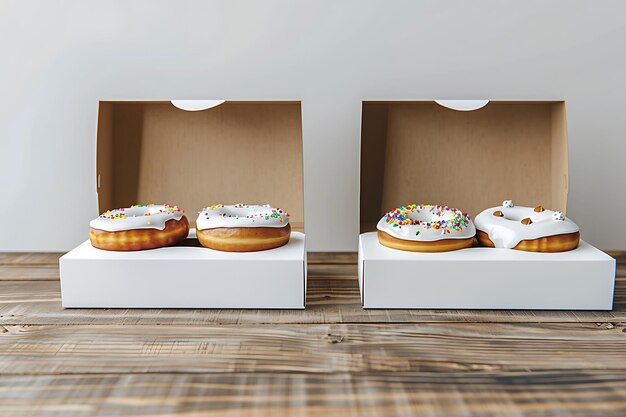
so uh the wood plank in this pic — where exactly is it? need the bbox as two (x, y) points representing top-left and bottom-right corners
(0, 252), (624, 416)
(307, 263), (357, 277)
(0, 265), (60, 281)
(307, 252), (357, 264)
(1, 323), (626, 375)
(1, 371), (626, 417)
(0, 253), (62, 281)
(0, 252), (63, 281)
(0, 253), (62, 265)
(0, 279), (624, 325)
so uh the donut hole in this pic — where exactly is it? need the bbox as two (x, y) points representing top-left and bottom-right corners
(409, 208), (454, 225)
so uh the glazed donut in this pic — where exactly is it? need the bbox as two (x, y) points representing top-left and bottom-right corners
(474, 200), (580, 252)
(377, 204), (476, 252)
(196, 204), (291, 252)
(89, 204), (189, 251)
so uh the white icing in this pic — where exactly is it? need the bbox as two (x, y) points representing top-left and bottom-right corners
(474, 202), (579, 249)
(376, 204), (476, 242)
(89, 204), (185, 232)
(196, 204), (290, 230)
(503, 200), (514, 208)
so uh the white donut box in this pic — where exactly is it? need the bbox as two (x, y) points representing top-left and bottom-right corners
(358, 100), (616, 310)
(60, 100), (306, 309)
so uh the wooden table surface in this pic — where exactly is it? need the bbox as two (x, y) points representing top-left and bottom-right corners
(0, 252), (625, 417)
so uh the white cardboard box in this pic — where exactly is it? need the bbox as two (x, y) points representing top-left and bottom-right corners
(61, 231), (306, 309)
(60, 100), (306, 308)
(358, 100), (616, 309)
(358, 232), (615, 310)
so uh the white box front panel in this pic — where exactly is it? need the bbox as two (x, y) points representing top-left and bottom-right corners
(359, 232), (615, 310)
(60, 232), (306, 309)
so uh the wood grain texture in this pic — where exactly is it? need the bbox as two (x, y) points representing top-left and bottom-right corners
(0, 253), (62, 281)
(0, 253), (63, 265)
(2, 372), (626, 417)
(0, 278), (623, 326)
(307, 252), (357, 264)
(1, 322), (626, 375)
(0, 252), (623, 417)
(0, 265), (59, 281)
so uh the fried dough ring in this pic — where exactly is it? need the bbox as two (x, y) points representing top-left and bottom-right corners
(476, 230), (580, 253)
(89, 216), (189, 251)
(197, 224), (291, 252)
(377, 230), (474, 253)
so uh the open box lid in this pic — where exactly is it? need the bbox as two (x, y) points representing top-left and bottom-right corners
(360, 100), (568, 232)
(96, 101), (304, 232)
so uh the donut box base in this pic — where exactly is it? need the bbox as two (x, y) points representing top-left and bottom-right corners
(60, 231), (306, 309)
(358, 232), (615, 310)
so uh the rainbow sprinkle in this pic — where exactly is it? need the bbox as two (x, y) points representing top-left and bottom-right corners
(201, 204), (290, 222)
(99, 204), (183, 220)
(383, 204), (471, 234)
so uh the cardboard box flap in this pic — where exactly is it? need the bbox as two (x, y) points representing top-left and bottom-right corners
(360, 101), (568, 232)
(97, 101), (304, 231)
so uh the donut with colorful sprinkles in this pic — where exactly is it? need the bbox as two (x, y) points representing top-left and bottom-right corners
(196, 204), (291, 252)
(377, 204), (476, 252)
(89, 204), (189, 251)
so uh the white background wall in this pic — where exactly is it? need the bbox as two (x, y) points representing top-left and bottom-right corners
(1, 0), (626, 252)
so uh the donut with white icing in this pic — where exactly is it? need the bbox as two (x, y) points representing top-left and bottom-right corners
(196, 204), (290, 252)
(474, 200), (580, 252)
(89, 204), (189, 251)
(377, 204), (476, 252)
